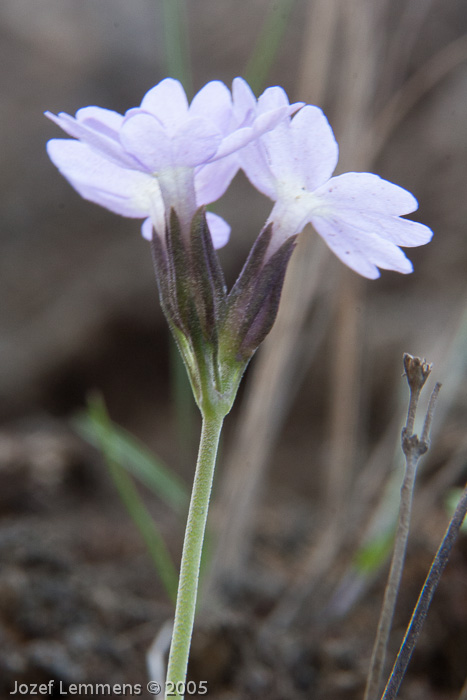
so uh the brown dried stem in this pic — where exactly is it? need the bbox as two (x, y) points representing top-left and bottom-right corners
(364, 355), (439, 700)
(381, 481), (467, 700)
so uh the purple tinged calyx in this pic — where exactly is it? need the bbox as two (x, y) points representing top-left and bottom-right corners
(150, 209), (296, 413)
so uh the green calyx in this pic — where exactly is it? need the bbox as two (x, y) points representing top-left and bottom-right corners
(151, 209), (297, 418)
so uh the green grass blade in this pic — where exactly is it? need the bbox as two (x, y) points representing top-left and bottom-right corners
(106, 448), (179, 604)
(244, 0), (297, 94)
(85, 395), (178, 602)
(162, 0), (192, 94)
(72, 400), (188, 514)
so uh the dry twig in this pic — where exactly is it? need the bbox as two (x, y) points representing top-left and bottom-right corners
(381, 481), (467, 700)
(364, 355), (440, 700)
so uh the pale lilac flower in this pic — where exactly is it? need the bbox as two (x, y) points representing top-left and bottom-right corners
(194, 80), (303, 205)
(241, 105), (433, 278)
(46, 77), (300, 248)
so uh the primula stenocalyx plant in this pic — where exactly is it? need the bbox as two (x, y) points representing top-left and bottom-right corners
(46, 77), (433, 699)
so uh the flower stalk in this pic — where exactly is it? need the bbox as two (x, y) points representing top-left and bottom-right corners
(166, 411), (225, 698)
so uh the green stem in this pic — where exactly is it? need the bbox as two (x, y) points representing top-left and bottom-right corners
(166, 410), (224, 698)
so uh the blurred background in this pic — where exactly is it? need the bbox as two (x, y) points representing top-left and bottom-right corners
(1, 1), (467, 698)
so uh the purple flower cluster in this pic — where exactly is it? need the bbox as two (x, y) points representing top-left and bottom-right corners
(47, 78), (300, 250)
(47, 77), (432, 279)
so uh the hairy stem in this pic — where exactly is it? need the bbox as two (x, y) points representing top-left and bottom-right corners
(166, 411), (224, 699)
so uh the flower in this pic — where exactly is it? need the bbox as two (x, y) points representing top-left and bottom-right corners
(194, 80), (303, 206)
(240, 105), (433, 278)
(46, 77), (300, 248)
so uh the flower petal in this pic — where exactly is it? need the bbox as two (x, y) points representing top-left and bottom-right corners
(189, 80), (232, 129)
(172, 117), (222, 167)
(195, 156), (240, 205)
(214, 125), (258, 158)
(120, 112), (221, 171)
(315, 172), (419, 216)
(119, 113), (172, 171)
(290, 106), (338, 190)
(240, 138), (279, 200)
(45, 111), (138, 169)
(261, 119), (297, 182)
(75, 106), (124, 135)
(232, 77), (257, 125)
(214, 110), (292, 159)
(336, 210), (433, 247)
(47, 139), (157, 217)
(257, 85), (291, 112)
(256, 85), (304, 119)
(212, 81), (301, 160)
(206, 211), (231, 249)
(141, 217), (153, 240)
(310, 215), (414, 278)
(140, 78), (189, 128)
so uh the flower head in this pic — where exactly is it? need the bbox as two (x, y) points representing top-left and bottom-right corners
(241, 105), (433, 278)
(46, 77), (299, 248)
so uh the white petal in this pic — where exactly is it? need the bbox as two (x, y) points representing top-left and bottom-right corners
(232, 77), (256, 124)
(206, 212), (231, 249)
(189, 80), (232, 130)
(257, 86), (304, 118)
(141, 217), (154, 240)
(46, 111), (138, 169)
(290, 106), (338, 190)
(257, 85), (290, 112)
(140, 78), (189, 127)
(240, 139), (278, 200)
(75, 106), (124, 135)
(119, 113), (172, 171)
(47, 139), (155, 217)
(195, 157), (240, 205)
(335, 210), (433, 247)
(172, 117), (222, 167)
(120, 112), (221, 171)
(214, 125), (257, 158)
(69, 182), (146, 218)
(214, 107), (293, 162)
(315, 172), (419, 216)
(312, 172), (433, 248)
(261, 118), (297, 183)
(252, 107), (289, 136)
(310, 215), (414, 278)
